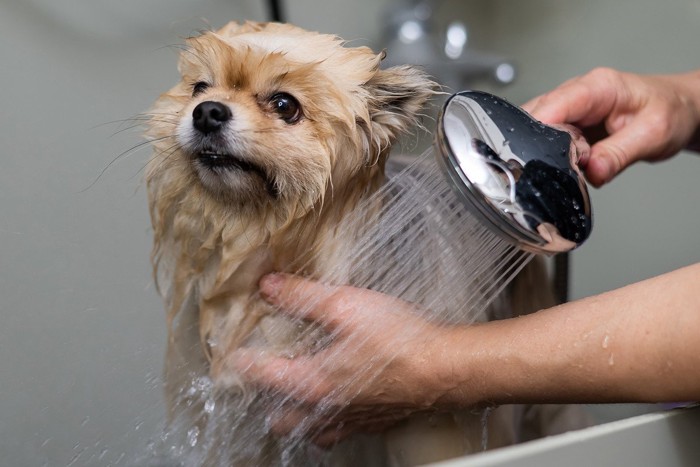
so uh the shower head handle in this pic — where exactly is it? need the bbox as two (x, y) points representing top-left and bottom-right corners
(436, 90), (593, 254)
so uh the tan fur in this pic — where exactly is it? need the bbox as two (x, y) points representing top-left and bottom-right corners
(146, 22), (434, 369)
(146, 21), (587, 466)
(146, 20), (435, 413)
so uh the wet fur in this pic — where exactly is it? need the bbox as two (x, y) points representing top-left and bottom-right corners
(146, 21), (578, 466)
(146, 21), (434, 373)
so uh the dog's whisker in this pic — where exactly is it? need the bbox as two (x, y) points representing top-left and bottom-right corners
(132, 141), (183, 182)
(91, 115), (180, 140)
(80, 135), (176, 193)
(108, 121), (178, 138)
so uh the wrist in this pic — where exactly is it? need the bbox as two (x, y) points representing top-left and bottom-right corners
(430, 323), (498, 408)
(678, 70), (700, 151)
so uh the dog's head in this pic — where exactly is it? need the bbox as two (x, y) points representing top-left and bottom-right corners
(147, 21), (434, 224)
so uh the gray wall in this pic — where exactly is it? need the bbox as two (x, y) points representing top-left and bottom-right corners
(1, 0), (699, 465)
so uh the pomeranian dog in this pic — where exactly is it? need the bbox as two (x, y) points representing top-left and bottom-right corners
(145, 21), (587, 466)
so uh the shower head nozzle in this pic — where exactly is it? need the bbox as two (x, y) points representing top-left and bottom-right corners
(436, 91), (593, 254)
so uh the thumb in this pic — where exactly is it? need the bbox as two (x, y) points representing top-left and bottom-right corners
(586, 120), (661, 186)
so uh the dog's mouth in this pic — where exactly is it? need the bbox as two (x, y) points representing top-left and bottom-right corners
(194, 149), (279, 198)
(198, 150), (258, 172)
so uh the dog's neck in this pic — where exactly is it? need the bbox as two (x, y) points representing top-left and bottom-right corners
(149, 160), (386, 354)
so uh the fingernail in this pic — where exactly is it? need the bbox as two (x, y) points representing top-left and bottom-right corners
(260, 273), (284, 301)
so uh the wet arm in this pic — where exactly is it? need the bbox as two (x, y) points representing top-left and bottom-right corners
(436, 262), (700, 407)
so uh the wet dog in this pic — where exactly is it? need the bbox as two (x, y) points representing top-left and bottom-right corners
(145, 21), (587, 466)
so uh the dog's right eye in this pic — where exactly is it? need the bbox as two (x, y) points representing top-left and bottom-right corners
(192, 81), (211, 97)
(270, 93), (302, 124)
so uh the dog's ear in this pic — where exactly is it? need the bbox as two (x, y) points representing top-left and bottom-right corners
(363, 59), (436, 157)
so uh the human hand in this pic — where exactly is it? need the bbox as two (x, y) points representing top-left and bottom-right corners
(523, 68), (700, 186)
(223, 273), (468, 446)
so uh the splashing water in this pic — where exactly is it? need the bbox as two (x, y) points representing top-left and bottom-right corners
(139, 148), (534, 466)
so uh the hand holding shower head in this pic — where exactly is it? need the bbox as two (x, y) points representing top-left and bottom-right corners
(436, 91), (593, 254)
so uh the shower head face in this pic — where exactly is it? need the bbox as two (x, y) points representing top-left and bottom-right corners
(436, 91), (593, 254)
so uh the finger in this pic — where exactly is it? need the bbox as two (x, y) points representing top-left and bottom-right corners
(525, 70), (622, 127)
(267, 405), (382, 438)
(268, 405), (311, 437)
(520, 95), (541, 114)
(229, 348), (333, 404)
(312, 418), (401, 448)
(260, 274), (392, 332)
(312, 423), (363, 448)
(266, 404), (349, 447)
(266, 400), (417, 447)
(259, 273), (349, 328)
(585, 119), (664, 186)
(522, 81), (593, 124)
(521, 75), (580, 114)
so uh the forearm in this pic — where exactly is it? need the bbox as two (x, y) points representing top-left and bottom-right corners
(436, 263), (700, 407)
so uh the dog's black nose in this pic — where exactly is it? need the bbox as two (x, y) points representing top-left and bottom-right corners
(192, 101), (232, 134)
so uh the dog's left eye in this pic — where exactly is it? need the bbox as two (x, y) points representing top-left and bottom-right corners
(270, 93), (302, 124)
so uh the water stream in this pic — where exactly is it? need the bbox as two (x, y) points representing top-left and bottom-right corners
(138, 149), (534, 466)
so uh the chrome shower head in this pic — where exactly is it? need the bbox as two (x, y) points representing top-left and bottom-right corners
(436, 90), (593, 254)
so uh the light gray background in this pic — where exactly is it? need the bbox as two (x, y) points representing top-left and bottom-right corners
(1, 1), (699, 465)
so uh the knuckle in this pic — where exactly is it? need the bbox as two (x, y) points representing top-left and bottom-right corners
(587, 66), (618, 82)
(599, 143), (627, 174)
(645, 111), (673, 138)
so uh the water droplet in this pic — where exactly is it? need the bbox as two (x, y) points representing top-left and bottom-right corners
(81, 416), (90, 427)
(608, 353), (615, 366)
(204, 398), (216, 414)
(187, 426), (200, 447)
(602, 334), (610, 349)
(508, 127), (515, 132)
